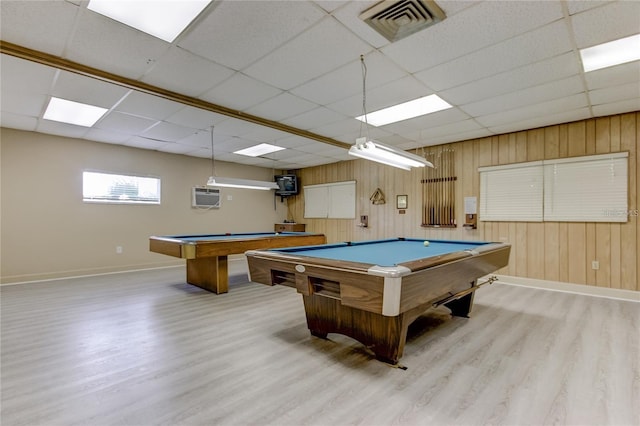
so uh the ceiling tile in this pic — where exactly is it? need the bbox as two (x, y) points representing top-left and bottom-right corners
(68, 8), (171, 80)
(281, 107), (349, 130)
(381, 0), (563, 73)
(0, 1), (78, 56)
(37, 119), (90, 139)
(0, 112), (38, 131)
(477, 93), (589, 128)
(245, 93), (318, 122)
(290, 50), (407, 105)
(584, 61), (640, 90)
(201, 73), (282, 111)
(95, 112), (157, 134)
(84, 128), (133, 144)
(157, 143), (201, 155)
(142, 47), (235, 97)
(53, 70), (130, 108)
(592, 99), (640, 117)
(460, 76), (585, 117)
(442, 52), (581, 105)
(571, 1), (640, 48)
(114, 91), (184, 121)
(415, 21), (573, 91)
(165, 106), (228, 130)
(179, 0), (326, 70)
(589, 82), (640, 105)
(1, 92), (47, 116)
(328, 75), (430, 116)
(140, 122), (197, 142)
(243, 16), (374, 90)
(0, 55), (57, 94)
(125, 136), (167, 151)
(488, 107), (591, 135)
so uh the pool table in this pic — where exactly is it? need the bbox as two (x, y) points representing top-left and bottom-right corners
(246, 238), (511, 364)
(149, 232), (326, 294)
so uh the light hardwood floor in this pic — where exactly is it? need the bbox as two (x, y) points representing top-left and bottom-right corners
(1, 265), (638, 426)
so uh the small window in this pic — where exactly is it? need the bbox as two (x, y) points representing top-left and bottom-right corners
(83, 171), (161, 204)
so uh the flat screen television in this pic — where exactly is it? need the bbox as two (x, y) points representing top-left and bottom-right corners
(274, 174), (299, 196)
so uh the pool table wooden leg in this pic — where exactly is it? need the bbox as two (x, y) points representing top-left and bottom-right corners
(444, 291), (475, 318)
(186, 256), (229, 294)
(302, 295), (426, 364)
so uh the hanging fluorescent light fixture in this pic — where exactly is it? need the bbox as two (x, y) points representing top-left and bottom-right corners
(205, 126), (278, 190)
(349, 137), (433, 170)
(206, 176), (278, 190)
(350, 55), (433, 171)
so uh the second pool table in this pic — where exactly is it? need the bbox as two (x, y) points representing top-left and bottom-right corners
(246, 238), (511, 364)
(149, 232), (326, 293)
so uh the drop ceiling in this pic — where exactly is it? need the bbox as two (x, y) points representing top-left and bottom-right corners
(1, 0), (639, 171)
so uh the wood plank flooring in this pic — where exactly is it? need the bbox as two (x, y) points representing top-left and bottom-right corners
(1, 266), (638, 426)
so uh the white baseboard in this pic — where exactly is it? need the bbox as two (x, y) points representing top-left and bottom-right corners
(494, 274), (640, 302)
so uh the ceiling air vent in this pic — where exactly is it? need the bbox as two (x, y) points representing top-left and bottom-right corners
(359, 0), (446, 42)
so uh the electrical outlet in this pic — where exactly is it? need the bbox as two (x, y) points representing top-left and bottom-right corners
(116, 246), (123, 254)
(591, 260), (599, 270)
(227, 195), (233, 201)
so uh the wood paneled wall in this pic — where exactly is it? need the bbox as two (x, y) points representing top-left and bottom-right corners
(287, 112), (639, 292)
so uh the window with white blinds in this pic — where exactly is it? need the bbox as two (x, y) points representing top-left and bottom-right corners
(544, 152), (628, 222)
(479, 152), (629, 223)
(479, 162), (543, 221)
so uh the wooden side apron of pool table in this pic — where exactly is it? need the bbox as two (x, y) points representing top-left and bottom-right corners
(149, 233), (326, 294)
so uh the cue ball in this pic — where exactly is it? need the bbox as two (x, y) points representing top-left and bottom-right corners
(275, 232), (280, 235)
(423, 241), (430, 246)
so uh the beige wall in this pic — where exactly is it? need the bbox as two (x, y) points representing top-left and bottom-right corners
(288, 112), (639, 292)
(0, 128), (288, 283)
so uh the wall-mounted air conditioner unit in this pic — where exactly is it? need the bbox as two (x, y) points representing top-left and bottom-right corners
(192, 187), (220, 208)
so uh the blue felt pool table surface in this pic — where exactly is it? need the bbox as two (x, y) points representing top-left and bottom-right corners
(266, 238), (491, 267)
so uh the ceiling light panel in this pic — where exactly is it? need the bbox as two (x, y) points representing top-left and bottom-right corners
(87, 0), (211, 42)
(580, 34), (640, 72)
(43, 97), (108, 127)
(233, 143), (285, 157)
(356, 94), (452, 126)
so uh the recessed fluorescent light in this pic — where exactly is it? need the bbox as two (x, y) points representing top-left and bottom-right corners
(43, 97), (108, 127)
(234, 143), (285, 157)
(356, 94), (452, 127)
(87, 0), (211, 42)
(580, 34), (640, 72)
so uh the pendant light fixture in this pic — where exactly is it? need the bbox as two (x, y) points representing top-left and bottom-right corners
(205, 126), (278, 191)
(348, 55), (433, 170)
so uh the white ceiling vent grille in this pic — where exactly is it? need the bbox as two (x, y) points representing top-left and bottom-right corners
(359, 0), (446, 42)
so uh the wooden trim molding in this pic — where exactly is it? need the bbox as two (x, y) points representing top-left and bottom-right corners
(0, 40), (351, 150)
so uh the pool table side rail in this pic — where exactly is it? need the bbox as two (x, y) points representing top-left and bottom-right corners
(150, 234), (326, 259)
